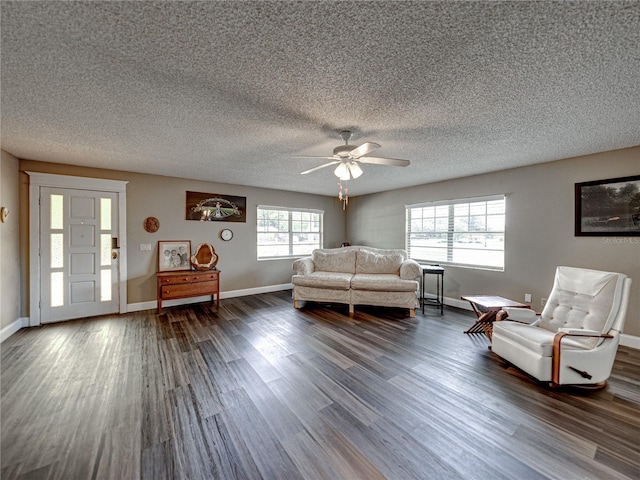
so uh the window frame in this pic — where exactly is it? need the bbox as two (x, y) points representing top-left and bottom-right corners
(257, 205), (324, 260)
(405, 194), (506, 271)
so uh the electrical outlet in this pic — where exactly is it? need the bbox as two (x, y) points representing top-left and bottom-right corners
(524, 293), (532, 302)
(541, 297), (548, 308)
(139, 243), (152, 251)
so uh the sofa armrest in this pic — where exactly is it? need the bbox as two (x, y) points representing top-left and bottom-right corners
(400, 259), (421, 280)
(292, 257), (314, 276)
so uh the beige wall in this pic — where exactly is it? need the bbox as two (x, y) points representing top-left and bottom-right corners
(13, 148), (640, 339)
(346, 147), (640, 337)
(18, 160), (346, 313)
(1, 151), (21, 331)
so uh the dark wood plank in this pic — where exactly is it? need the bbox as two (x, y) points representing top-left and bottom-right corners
(1, 290), (638, 479)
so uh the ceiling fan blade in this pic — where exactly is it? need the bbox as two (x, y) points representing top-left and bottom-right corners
(292, 155), (336, 160)
(358, 156), (410, 167)
(349, 142), (381, 158)
(300, 160), (340, 175)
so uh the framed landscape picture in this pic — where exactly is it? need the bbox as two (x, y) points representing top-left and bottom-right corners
(158, 240), (191, 271)
(575, 175), (640, 236)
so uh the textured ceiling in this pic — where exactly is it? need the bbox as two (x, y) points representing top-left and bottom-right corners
(2, 1), (639, 197)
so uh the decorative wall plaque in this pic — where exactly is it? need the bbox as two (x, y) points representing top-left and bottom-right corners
(144, 216), (160, 233)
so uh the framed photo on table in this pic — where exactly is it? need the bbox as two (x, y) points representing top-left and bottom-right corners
(575, 175), (640, 236)
(158, 240), (191, 271)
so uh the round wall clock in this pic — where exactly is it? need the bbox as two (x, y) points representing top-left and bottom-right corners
(144, 216), (160, 233)
(220, 229), (233, 241)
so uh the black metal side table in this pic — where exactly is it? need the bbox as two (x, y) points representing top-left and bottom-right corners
(421, 265), (444, 314)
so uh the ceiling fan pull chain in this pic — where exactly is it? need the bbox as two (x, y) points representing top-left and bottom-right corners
(338, 180), (349, 210)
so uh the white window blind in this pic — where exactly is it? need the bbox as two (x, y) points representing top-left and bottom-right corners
(257, 206), (323, 259)
(406, 195), (506, 270)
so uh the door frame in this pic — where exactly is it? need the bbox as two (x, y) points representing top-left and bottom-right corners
(27, 172), (128, 326)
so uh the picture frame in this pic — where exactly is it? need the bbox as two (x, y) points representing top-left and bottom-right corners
(158, 240), (192, 271)
(575, 175), (640, 236)
(185, 191), (246, 222)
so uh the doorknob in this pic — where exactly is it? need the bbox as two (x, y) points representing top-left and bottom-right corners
(112, 251), (118, 260)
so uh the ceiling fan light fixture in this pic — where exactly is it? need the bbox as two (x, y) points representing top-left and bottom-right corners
(334, 162), (350, 180)
(348, 161), (363, 179)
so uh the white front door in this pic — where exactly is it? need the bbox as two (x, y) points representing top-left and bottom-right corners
(28, 172), (128, 326)
(40, 187), (120, 323)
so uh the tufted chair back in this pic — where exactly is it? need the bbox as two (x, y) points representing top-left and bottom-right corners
(537, 267), (626, 348)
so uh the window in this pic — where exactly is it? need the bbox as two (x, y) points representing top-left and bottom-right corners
(406, 195), (505, 270)
(257, 206), (323, 259)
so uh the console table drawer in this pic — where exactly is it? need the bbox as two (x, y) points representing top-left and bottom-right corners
(159, 272), (218, 285)
(161, 280), (218, 299)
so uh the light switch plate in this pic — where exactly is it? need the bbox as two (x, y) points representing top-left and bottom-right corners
(140, 244), (152, 251)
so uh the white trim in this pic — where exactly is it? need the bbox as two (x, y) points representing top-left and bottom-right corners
(1, 317), (30, 343)
(406, 193), (505, 209)
(620, 334), (640, 350)
(127, 283), (293, 312)
(28, 181), (40, 327)
(25, 172), (128, 193)
(26, 172), (128, 325)
(6, 291), (638, 351)
(258, 205), (324, 214)
(444, 296), (475, 311)
(221, 282), (292, 299)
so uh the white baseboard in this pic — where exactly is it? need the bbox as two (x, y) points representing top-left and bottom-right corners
(126, 283), (293, 313)
(444, 296), (475, 311)
(7, 290), (638, 350)
(222, 282), (293, 299)
(1, 317), (30, 343)
(620, 334), (640, 349)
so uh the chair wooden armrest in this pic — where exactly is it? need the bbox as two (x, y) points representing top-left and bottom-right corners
(551, 331), (614, 385)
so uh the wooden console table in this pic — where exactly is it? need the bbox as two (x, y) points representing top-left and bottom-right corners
(157, 270), (220, 313)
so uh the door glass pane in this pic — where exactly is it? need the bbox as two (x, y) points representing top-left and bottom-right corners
(100, 234), (111, 266)
(101, 269), (111, 301)
(51, 194), (63, 229)
(51, 272), (64, 306)
(51, 233), (64, 268)
(100, 198), (112, 230)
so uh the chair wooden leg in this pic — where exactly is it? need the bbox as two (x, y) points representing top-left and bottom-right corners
(349, 304), (354, 317)
(294, 300), (299, 309)
(409, 308), (416, 318)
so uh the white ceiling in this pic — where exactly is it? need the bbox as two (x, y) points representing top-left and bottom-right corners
(2, 1), (639, 197)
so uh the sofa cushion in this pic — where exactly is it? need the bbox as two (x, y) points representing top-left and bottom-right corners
(312, 249), (357, 274)
(356, 250), (403, 274)
(351, 274), (418, 292)
(292, 271), (352, 290)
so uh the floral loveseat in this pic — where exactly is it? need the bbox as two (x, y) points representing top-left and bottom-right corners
(292, 246), (421, 317)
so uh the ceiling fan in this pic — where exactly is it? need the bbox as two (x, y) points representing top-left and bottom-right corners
(295, 130), (410, 180)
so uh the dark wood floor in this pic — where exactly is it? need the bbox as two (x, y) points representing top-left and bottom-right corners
(2, 291), (639, 480)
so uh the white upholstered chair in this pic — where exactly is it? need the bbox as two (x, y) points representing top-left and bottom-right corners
(492, 266), (632, 388)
